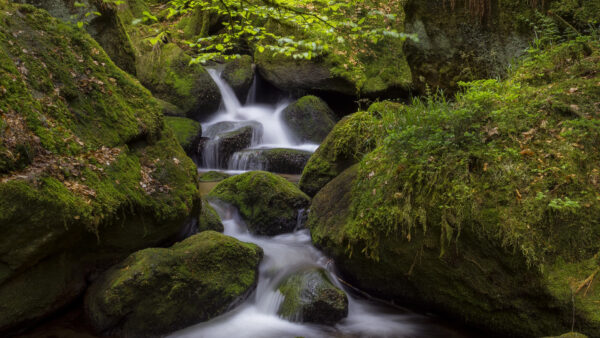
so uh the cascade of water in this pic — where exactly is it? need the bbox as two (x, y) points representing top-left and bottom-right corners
(207, 68), (241, 118)
(168, 202), (473, 338)
(228, 150), (267, 171)
(245, 75), (258, 105)
(199, 69), (319, 171)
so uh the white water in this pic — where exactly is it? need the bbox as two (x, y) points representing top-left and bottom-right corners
(169, 202), (471, 338)
(200, 69), (318, 170)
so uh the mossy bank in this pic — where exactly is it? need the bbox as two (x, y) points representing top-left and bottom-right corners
(0, 3), (200, 333)
(308, 38), (600, 336)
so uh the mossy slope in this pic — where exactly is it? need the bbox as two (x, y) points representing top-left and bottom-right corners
(309, 39), (600, 336)
(0, 3), (199, 332)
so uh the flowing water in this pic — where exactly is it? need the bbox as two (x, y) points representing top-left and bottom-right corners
(200, 69), (318, 172)
(178, 71), (476, 337)
(169, 202), (473, 338)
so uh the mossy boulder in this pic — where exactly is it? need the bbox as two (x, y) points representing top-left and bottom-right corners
(199, 197), (224, 232)
(200, 121), (263, 168)
(282, 96), (337, 144)
(255, 53), (356, 98)
(209, 171), (310, 235)
(85, 231), (262, 337)
(222, 55), (255, 102)
(229, 148), (312, 174)
(165, 116), (202, 153)
(16, 0), (136, 75)
(277, 268), (348, 325)
(134, 42), (220, 119)
(298, 111), (383, 196)
(308, 40), (600, 336)
(0, 3), (200, 332)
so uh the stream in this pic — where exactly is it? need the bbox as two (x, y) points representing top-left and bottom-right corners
(172, 69), (476, 337)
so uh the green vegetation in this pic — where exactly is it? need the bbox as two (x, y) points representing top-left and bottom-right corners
(209, 171), (310, 235)
(308, 38), (600, 336)
(299, 110), (383, 196)
(0, 3), (200, 331)
(85, 231), (262, 336)
(165, 116), (201, 150)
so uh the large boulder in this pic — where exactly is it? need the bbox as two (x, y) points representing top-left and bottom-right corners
(229, 148), (312, 174)
(134, 42), (221, 119)
(209, 171), (310, 235)
(255, 53), (356, 98)
(15, 0), (136, 75)
(0, 4), (200, 333)
(85, 231), (263, 337)
(282, 96), (337, 144)
(299, 109), (384, 196)
(277, 268), (348, 325)
(308, 41), (600, 336)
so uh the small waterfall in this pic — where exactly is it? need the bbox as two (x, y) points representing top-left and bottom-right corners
(207, 68), (242, 118)
(199, 69), (319, 171)
(228, 150), (267, 171)
(169, 202), (471, 338)
(245, 75), (258, 105)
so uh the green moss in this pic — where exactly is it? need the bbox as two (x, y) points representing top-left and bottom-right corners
(308, 38), (600, 336)
(133, 41), (219, 118)
(209, 171), (310, 235)
(0, 3), (200, 331)
(165, 116), (201, 150)
(85, 231), (263, 337)
(299, 111), (383, 196)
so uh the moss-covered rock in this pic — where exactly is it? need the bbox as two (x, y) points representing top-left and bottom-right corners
(134, 42), (220, 119)
(277, 268), (348, 325)
(165, 116), (201, 153)
(255, 53), (356, 98)
(0, 3), (200, 332)
(209, 171), (310, 235)
(308, 39), (600, 336)
(282, 96), (337, 144)
(16, 0), (137, 75)
(85, 231), (262, 337)
(222, 55), (255, 102)
(229, 148), (312, 174)
(199, 197), (224, 232)
(298, 111), (383, 196)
